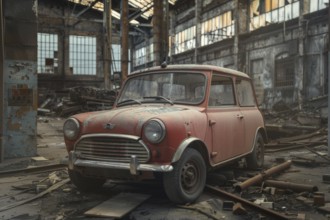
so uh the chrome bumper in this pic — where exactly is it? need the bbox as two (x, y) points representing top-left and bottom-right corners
(68, 151), (173, 175)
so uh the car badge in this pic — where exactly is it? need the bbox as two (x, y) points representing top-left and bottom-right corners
(105, 123), (116, 129)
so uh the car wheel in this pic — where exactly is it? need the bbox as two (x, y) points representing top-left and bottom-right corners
(68, 169), (106, 192)
(246, 133), (264, 169)
(163, 148), (206, 204)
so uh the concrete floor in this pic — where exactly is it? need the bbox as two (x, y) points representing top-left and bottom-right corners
(0, 116), (329, 220)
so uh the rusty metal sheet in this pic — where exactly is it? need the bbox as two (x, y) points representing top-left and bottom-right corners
(84, 192), (150, 218)
(3, 60), (37, 158)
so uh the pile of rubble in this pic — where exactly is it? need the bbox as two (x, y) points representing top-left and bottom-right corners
(263, 96), (328, 140)
(38, 86), (118, 117)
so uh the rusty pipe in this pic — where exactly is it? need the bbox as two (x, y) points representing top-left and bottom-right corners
(264, 180), (318, 192)
(235, 160), (292, 192)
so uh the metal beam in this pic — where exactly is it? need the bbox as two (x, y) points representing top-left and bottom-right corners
(75, 0), (100, 18)
(128, 3), (153, 21)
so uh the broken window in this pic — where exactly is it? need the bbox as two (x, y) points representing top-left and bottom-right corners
(174, 26), (196, 54)
(134, 47), (146, 66)
(201, 11), (234, 46)
(250, 0), (300, 31)
(37, 33), (58, 74)
(275, 55), (294, 87)
(310, 0), (329, 12)
(69, 35), (97, 75)
(134, 43), (153, 66)
(112, 44), (131, 74)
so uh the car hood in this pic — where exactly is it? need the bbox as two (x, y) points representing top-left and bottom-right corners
(75, 105), (204, 136)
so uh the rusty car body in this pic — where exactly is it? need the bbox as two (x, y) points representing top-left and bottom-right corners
(63, 64), (267, 204)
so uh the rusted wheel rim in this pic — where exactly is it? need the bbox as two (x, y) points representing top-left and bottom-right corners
(181, 161), (199, 193)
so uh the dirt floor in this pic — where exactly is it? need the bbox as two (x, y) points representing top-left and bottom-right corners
(0, 116), (329, 220)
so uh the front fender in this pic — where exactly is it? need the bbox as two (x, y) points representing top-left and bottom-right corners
(171, 137), (205, 163)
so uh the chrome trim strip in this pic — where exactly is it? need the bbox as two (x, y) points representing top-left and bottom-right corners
(171, 137), (200, 163)
(73, 158), (173, 173)
(76, 133), (141, 144)
(69, 151), (172, 174)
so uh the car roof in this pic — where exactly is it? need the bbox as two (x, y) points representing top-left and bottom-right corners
(130, 64), (250, 79)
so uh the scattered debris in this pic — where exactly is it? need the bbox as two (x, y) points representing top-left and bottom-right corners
(84, 192), (150, 218)
(232, 202), (247, 215)
(0, 178), (70, 212)
(235, 160), (292, 192)
(38, 86), (118, 117)
(263, 180), (318, 193)
(179, 199), (225, 220)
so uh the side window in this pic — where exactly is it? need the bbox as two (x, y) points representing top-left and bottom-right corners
(208, 75), (235, 107)
(236, 79), (256, 107)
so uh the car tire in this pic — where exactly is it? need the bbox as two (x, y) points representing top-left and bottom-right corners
(246, 133), (264, 169)
(68, 169), (106, 192)
(163, 148), (206, 204)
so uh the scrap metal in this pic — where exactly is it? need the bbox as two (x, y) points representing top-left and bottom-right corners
(206, 185), (290, 220)
(235, 160), (292, 193)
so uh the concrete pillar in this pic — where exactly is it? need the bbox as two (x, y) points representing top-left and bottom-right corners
(169, 10), (176, 61)
(328, 3), (330, 154)
(0, 0), (4, 162)
(63, 8), (71, 76)
(103, 0), (112, 89)
(153, 0), (164, 66)
(194, 0), (202, 64)
(233, 0), (239, 70)
(2, 0), (37, 159)
(297, 0), (306, 110)
(121, 0), (129, 82)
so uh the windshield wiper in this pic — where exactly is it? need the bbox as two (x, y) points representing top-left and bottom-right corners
(117, 99), (142, 107)
(143, 96), (174, 105)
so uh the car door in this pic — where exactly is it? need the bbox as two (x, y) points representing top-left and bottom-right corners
(206, 74), (245, 164)
(235, 78), (262, 152)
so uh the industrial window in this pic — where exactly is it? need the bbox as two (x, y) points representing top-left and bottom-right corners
(249, 0), (300, 31)
(112, 44), (131, 73)
(134, 47), (146, 66)
(174, 26), (196, 54)
(275, 56), (294, 87)
(310, 0), (329, 12)
(201, 11), (234, 46)
(134, 44), (153, 66)
(112, 44), (121, 73)
(69, 35), (96, 75)
(37, 33), (58, 74)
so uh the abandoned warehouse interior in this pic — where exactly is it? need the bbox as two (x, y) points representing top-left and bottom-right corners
(0, 0), (330, 219)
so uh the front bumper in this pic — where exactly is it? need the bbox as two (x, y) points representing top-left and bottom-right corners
(68, 151), (173, 175)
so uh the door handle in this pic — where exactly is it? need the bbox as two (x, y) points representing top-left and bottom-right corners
(237, 114), (244, 119)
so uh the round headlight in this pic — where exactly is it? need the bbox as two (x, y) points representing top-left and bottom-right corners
(144, 119), (166, 144)
(63, 118), (80, 140)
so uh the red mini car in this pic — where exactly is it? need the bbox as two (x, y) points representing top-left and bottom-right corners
(63, 64), (267, 204)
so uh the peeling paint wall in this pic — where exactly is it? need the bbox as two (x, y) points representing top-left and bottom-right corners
(2, 0), (38, 159)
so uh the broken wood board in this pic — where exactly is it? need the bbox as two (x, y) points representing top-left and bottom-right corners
(84, 192), (150, 218)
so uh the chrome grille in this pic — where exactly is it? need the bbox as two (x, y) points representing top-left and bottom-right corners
(74, 135), (150, 163)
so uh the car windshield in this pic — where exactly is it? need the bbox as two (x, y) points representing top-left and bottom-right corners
(117, 72), (206, 106)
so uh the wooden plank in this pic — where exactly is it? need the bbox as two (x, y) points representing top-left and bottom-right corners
(84, 192), (150, 218)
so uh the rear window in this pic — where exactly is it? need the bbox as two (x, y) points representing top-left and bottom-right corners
(236, 79), (256, 107)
